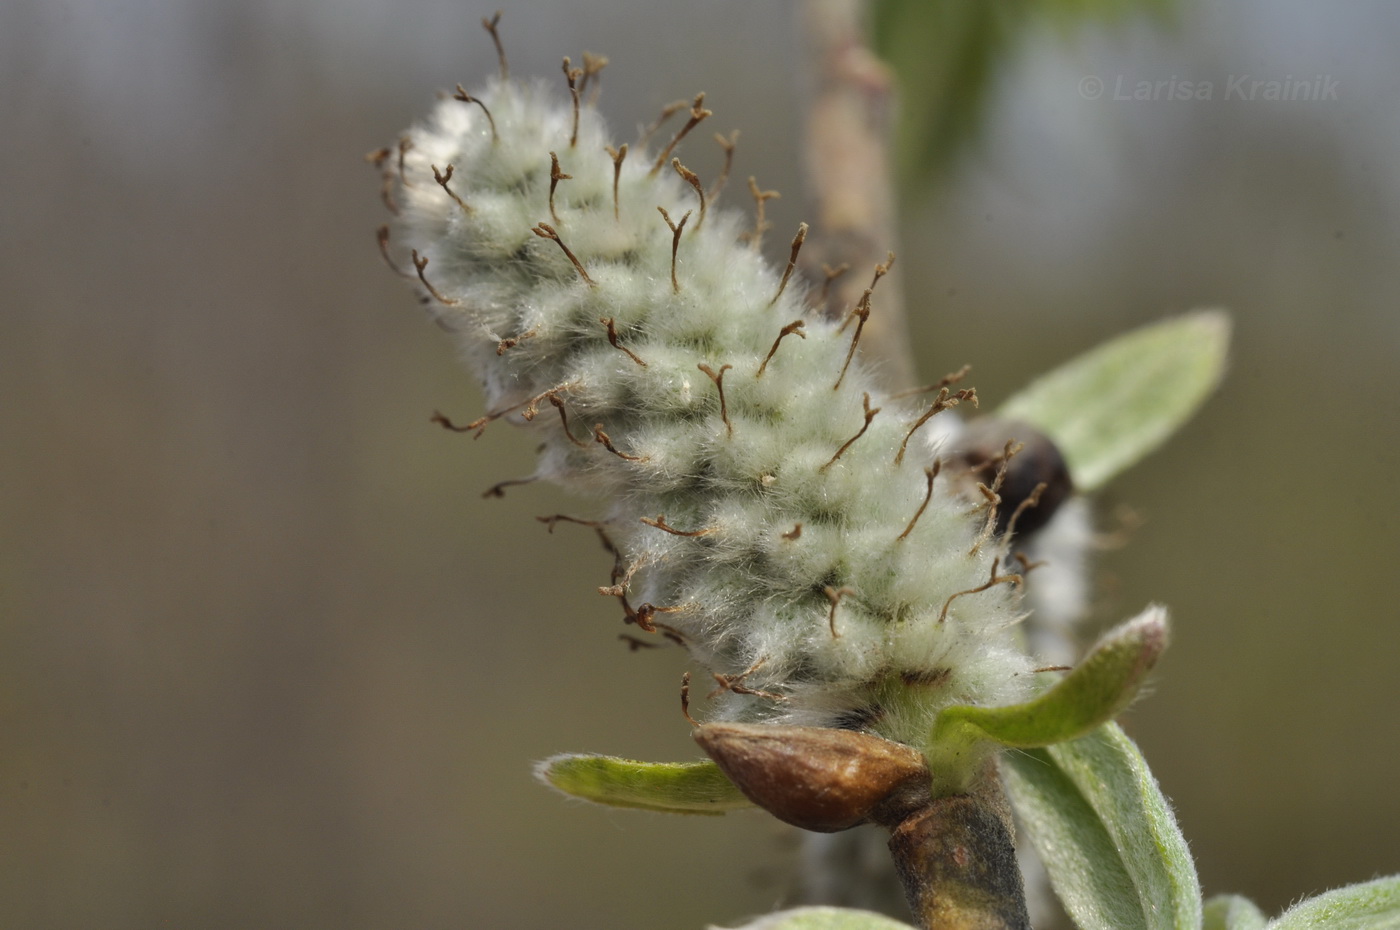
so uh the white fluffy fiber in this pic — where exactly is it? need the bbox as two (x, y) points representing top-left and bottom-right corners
(386, 77), (1037, 750)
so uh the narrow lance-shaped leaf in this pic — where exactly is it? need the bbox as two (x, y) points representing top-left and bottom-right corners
(534, 754), (752, 815)
(1204, 894), (1268, 930)
(1001, 723), (1202, 930)
(998, 310), (1230, 491)
(1266, 874), (1400, 930)
(716, 905), (917, 930)
(925, 606), (1167, 794)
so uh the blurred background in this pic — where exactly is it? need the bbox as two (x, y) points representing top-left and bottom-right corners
(3, 0), (1398, 927)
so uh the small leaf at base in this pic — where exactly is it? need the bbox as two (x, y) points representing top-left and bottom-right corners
(1001, 723), (1201, 930)
(1267, 874), (1400, 930)
(534, 753), (752, 815)
(713, 905), (916, 930)
(1204, 894), (1268, 930)
(926, 606), (1166, 793)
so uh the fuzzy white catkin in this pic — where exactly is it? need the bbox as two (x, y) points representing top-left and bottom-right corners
(385, 77), (1039, 751)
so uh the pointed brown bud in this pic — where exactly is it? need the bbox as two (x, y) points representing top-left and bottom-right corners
(693, 722), (930, 832)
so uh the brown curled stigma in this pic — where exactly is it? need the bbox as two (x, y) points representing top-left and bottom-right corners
(770, 223), (808, 306)
(824, 585), (855, 638)
(937, 557), (1022, 624)
(756, 320), (806, 379)
(820, 393), (880, 472)
(697, 363), (734, 437)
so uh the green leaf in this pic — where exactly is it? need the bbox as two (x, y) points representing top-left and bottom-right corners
(998, 310), (1230, 491)
(714, 906), (916, 930)
(1267, 875), (1400, 930)
(534, 754), (752, 815)
(1001, 723), (1201, 930)
(926, 606), (1166, 793)
(1204, 895), (1267, 930)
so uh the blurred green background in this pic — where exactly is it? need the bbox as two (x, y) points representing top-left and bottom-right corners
(3, 1), (1398, 927)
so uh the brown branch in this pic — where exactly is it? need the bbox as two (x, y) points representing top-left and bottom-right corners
(797, 1), (912, 390)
